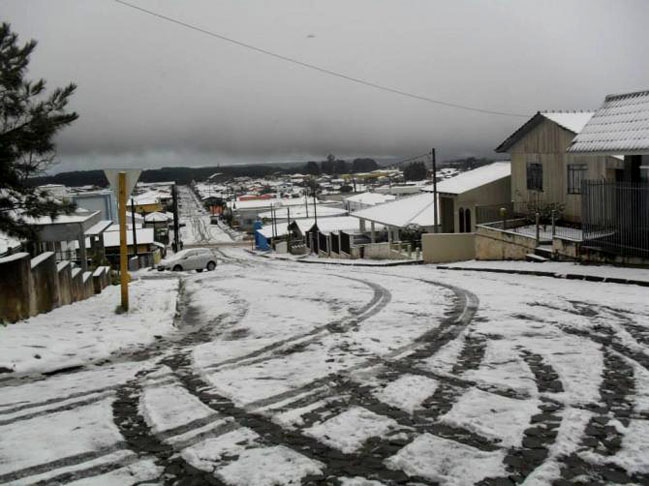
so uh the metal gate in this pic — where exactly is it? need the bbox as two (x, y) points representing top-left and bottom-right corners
(582, 181), (649, 258)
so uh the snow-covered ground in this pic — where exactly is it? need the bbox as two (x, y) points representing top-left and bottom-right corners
(1, 250), (649, 485)
(0, 276), (180, 376)
(441, 259), (649, 283)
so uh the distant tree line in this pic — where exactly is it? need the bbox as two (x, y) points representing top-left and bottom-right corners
(303, 155), (378, 176)
(29, 156), (382, 188)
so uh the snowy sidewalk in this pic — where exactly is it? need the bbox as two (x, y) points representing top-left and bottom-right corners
(438, 260), (649, 286)
(0, 277), (180, 376)
(249, 250), (423, 266)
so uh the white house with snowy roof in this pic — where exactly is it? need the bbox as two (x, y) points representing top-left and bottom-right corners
(496, 111), (624, 223)
(421, 161), (511, 233)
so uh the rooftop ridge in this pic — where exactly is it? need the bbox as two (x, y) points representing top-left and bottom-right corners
(604, 88), (649, 102)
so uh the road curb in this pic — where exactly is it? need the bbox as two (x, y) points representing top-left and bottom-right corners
(245, 250), (424, 267)
(436, 265), (649, 287)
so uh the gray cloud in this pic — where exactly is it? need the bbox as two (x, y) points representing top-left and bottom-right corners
(4, 0), (649, 172)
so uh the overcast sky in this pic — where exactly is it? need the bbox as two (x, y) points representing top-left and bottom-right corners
(4, 0), (649, 172)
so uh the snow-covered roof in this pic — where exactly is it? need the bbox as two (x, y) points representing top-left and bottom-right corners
(29, 209), (100, 226)
(496, 111), (594, 153)
(85, 220), (113, 236)
(344, 192), (396, 205)
(568, 89), (649, 155)
(312, 216), (364, 234)
(421, 162), (511, 195)
(258, 205), (347, 220)
(351, 193), (438, 228)
(100, 227), (155, 248)
(0, 231), (22, 255)
(541, 112), (594, 134)
(257, 219), (314, 239)
(144, 211), (170, 222)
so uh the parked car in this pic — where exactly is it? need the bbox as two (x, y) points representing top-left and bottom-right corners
(158, 248), (218, 272)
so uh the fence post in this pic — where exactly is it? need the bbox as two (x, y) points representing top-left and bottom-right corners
(535, 212), (540, 244)
(500, 207), (507, 230)
(407, 243), (412, 259)
(551, 210), (556, 238)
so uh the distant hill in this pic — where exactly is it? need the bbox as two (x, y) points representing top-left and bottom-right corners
(29, 163), (300, 187)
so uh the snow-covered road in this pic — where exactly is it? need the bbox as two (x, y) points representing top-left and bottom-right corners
(178, 185), (238, 245)
(1, 251), (649, 485)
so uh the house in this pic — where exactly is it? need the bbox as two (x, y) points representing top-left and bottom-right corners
(567, 88), (649, 259)
(72, 190), (118, 223)
(421, 161), (511, 233)
(126, 192), (163, 214)
(144, 212), (170, 244)
(28, 209), (111, 271)
(495, 111), (623, 223)
(343, 192), (396, 212)
(98, 226), (160, 267)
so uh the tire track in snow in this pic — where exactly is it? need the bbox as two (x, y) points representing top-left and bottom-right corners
(200, 275), (392, 372)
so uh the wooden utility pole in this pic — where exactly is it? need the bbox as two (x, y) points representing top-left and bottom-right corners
(432, 148), (439, 233)
(118, 172), (129, 311)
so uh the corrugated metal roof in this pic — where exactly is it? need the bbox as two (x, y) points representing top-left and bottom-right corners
(350, 193), (438, 228)
(568, 89), (649, 155)
(421, 162), (510, 195)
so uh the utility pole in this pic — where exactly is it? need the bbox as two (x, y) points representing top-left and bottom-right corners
(118, 172), (129, 311)
(130, 197), (138, 259)
(432, 148), (439, 233)
(287, 206), (292, 252)
(172, 184), (180, 251)
(304, 192), (309, 218)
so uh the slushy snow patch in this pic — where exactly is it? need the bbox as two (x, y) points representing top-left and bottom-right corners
(217, 446), (324, 486)
(305, 406), (399, 453)
(374, 374), (438, 413)
(386, 433), (506, 485)
(439, 388), (539, 448)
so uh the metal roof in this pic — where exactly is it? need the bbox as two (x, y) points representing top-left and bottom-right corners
(568, 89), (649, 155)
(421, 162), (510, 195)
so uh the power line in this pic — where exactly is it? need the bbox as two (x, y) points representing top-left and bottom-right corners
(113, 0), (530, 119)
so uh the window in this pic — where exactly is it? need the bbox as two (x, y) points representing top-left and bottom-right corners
(567, 164), (587, 194)
(527, 163), (543, 191)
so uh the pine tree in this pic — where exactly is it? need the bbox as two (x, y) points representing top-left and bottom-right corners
(0, 22), (79, 239)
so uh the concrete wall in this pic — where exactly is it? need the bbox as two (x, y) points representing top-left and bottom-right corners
(475, 225), (537, 260)
(29, 252), (60, 317)
(92, 267), (105, 294)
(422, 233), (476, 263)
(57, 261), (73, 306)
(0, 250), (110, 323)
(0, 253), (32, 323)
(82, 272), (94, 299)
(71, 268), (84, 302)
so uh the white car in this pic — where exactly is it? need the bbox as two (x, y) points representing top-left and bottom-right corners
(158, 248), (218, 272)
